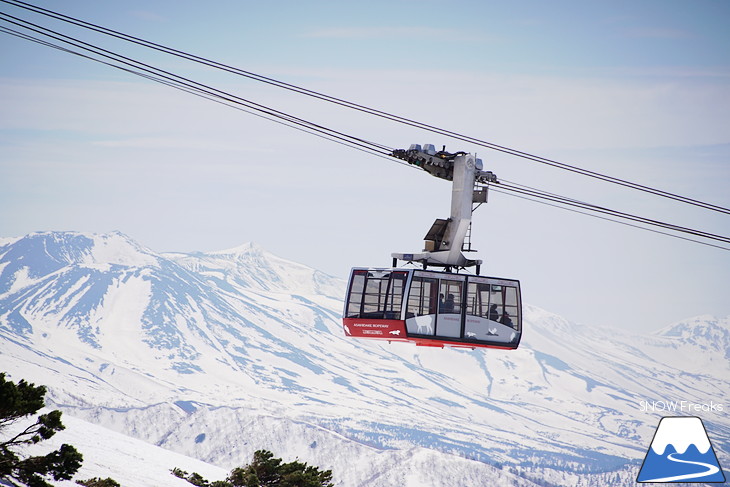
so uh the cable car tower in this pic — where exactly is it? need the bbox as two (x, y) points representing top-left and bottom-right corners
(343, 144), (522, 350)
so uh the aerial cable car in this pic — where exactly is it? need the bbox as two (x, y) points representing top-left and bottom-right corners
(342, 144), (522, 350)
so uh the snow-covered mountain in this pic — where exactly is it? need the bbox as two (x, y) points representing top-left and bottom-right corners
(0, 231), (727, 487)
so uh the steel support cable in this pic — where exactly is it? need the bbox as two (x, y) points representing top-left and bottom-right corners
(0, 12), (392, 159)
(499, 178), (600, 207)
(499, 177), (730, 244)
(3, 20), (726, 249)
(498, 182), (730, 243)
(500, 177), (730, 242)
(2, 9), (728, 249)
(2, 0), (728, 216)
(489, 187), (730, 251)
(496, 182), (730, 244)
(0, 0), (398, 152)
(0, 25), (401, 167)
(0, 0), (390, 154)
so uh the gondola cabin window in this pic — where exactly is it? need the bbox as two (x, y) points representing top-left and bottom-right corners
(439, 279), (463, 314)
(467, 281), (492, 319)
(345, 270), (407, 320)
(488, 285), (519, 329)
(466, 282), (519, 329)
(345, 270), (366, 318)
(406, 276), (438, 317)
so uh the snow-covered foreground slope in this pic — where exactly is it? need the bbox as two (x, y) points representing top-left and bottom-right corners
(17, 412), (227, 487)
(16, 409), (545, 487)
(0, 231), (727, 486)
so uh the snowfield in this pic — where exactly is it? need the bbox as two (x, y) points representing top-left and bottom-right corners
(0, 231), (727, 486)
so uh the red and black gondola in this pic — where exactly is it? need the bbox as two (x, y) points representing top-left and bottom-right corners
(343, 267), (521, 350)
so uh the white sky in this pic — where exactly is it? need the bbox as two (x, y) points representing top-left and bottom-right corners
(1, 0), (729, 333)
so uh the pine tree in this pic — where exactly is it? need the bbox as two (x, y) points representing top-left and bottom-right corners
(173, 449), (334, 487)
(227, 450), (334, 487)
(0, 372), (83, 487)
(76, 477), (121, 487)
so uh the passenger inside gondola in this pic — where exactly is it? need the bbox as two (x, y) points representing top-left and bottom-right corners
(442, 293), (455, 313)
(500, 311), (513, 328)
(489, 303), (499, 321)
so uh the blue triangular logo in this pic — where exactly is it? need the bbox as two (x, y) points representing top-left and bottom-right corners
(637, 416), (726, 483)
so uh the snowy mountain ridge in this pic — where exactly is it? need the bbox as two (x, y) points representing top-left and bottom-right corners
(164, 240), (342, 298)
(0, 231), (727, 487)
(656, 315), (730, 358)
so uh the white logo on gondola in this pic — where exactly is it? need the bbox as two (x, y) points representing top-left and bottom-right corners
(389, 330), (401, 336)
(343, 324), (351, 335)
(417, 322), (433, 334)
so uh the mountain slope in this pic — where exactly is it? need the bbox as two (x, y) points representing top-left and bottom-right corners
(0, 231), (727, 486)
(18, 410), (228, 487)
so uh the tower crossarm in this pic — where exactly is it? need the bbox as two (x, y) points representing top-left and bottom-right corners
(392, 144), (498, 185)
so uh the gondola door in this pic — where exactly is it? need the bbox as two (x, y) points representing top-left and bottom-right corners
(404, 274), (438, 336)
(435, 277), (465, 339)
